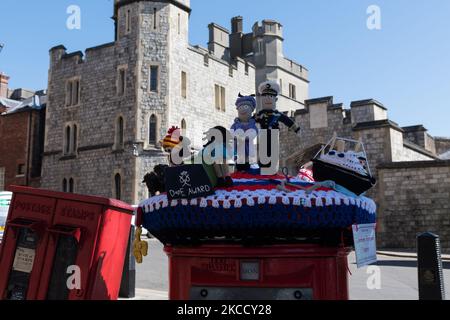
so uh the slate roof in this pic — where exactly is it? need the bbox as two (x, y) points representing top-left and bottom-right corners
(0, 97), (21, 109)
(1, 94), (46, 115)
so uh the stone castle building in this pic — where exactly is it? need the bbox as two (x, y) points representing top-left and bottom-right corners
(41, 0), (308, 204)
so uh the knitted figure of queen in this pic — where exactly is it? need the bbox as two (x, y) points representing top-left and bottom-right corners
(231, 94), (259, 172)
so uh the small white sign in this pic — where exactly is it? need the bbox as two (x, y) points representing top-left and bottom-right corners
(0, 193), (11, 239)
(13, 247), (36, 274)
(353, 224), (377, 268)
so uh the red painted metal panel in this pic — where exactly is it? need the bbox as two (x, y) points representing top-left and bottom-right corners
(165, 244), (350, 300)
(0, 186), (133, 301)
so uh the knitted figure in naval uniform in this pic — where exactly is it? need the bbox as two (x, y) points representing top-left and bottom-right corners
(231, 93), (259, 172)
(255, 81), (301, 174)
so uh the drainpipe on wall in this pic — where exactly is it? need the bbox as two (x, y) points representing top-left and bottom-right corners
(26, 111), (33, 186)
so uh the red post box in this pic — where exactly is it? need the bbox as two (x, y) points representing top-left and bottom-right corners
(0, 189), (55, 300)
(0, 186), (133, 300)
(165, 244), (350, 300)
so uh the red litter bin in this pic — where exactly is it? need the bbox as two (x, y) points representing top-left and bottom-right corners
(165, 244), (350, 300)
(0, 186), (133, 300)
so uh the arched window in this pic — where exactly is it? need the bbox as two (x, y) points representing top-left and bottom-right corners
(116, 116), (124, 149)
(118, 117), (124, 146)
(65, 126), (71, 155)
(62, 178), (68, 192)
(181, 119), (187, 135)
(73, 124), (78, 153)
(114, 173), (122, 200)
(69, 178), (74, 193)
(149, 114), (157, 146)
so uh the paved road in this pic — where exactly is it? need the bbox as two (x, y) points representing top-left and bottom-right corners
(135, 239), (450, 300)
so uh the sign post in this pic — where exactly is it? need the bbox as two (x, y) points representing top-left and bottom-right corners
(417, 232), (446, 300)
(352, 224), (377, 268)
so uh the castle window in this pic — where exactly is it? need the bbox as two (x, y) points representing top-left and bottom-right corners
(178, 13), (181, 35)
(64, 123), (78, 155)
(69, 178), (75, 193)
(153, 8), (157, 30)
(204, 54), (209, 67)
(257, 39), (264, 54)
(73, 124), (78, 153)
(221, 87), (226, 112)
(215, 84), (226, 112)
(181, 71), (187, 99)
(66, 78), (80, 106)
(117, 67), (127, 96)
(125, 9), (131, 34)
(181, 119), (187, 135)
(245, 62), (249, 75)
(114, 173), (122, 200)
(115, 116), (125, 149)
(215, 85), (220, 110)
(279, 79), (283, 95)
(62, 177), (75, 193)
(150, 66), (159, 92)
(65, 125), (71, 155)
(149, 114), (158, 146)
(289, 83), (297, 100)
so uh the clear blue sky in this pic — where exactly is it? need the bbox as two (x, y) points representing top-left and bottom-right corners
(1, 0), (449, 136)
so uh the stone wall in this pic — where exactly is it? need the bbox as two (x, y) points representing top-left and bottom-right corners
(389, 129), (435, 162)
(42, 2), (139, 203)
(279, 97), (441, 210)
(377, 160), (450, 252)
(435, 137), (450, 156)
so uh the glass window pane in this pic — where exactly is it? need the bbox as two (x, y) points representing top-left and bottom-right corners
(73, 125), (77, 153)
(115, 174), (122, 200)
(65, 126), (71, 154)
(69, 178), (74, 193)
(221, 87), (226, 111)
(150, 66), (158, 92)
(149, 115), (157, 145)
(215, 85), (220, 110)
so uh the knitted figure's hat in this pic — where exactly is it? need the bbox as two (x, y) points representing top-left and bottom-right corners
(258, 80), (280, 96)
(236, 93), (256, 112)
(162, 126), (182, 150)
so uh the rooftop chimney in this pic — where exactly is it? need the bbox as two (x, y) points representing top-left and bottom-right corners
(0, 73), (10, 98)
(231, 16), (243, 34)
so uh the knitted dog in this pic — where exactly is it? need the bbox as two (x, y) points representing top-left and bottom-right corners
(142, 164), (168, 197)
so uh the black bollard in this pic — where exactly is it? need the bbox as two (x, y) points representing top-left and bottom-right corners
(119, 225), (136, 299)
(417, 232), (446, 300)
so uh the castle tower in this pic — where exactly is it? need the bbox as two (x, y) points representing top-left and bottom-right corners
(42, 0), (255, 204)
(249, 20), (309, 112)
(252, 20), (284, 69)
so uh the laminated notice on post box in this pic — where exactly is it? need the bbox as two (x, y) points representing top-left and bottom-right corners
(352, 224), (377, 268)
(12, 247), (36, 273)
